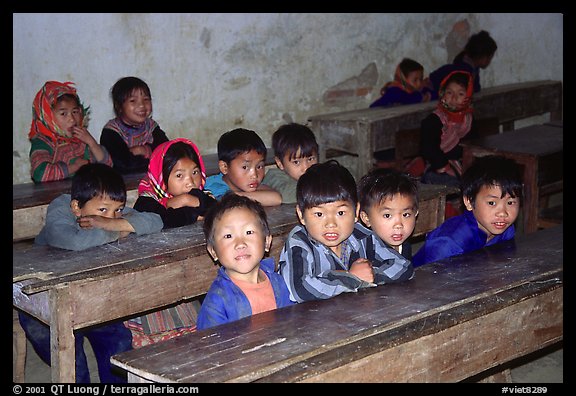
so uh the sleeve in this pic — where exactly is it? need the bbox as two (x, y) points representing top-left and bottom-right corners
(262, 169), (297, 204)
(100, 129), (149, 174)
(366, 235), (414, 284)
(420, 114), (448, 171)
(279, 228), (365, 303)
(133, 192), (215, 229)
(196, 284), (229, 331)
(150, 126), (170, 152)
(412, 235), (464, 267)
(29, 138), (70, 183)
(121, 207), (164, 235)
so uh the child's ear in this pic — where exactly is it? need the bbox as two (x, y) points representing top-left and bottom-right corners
(354, 203), (360, 221)
(296, 206), (306, 226)
(463, 196), (474, 211)
(206, 245), (218, 262)
(359, 210), (371, 227)
(264, 235), (273, 253)
(274, 156), (285, 170)
(218, 160), (228, 175)
(70, 199), (82, 217)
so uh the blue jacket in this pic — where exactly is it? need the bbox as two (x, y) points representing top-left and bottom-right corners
(412, 209), (516, 267)
(370, 86), (431, 108)
(196, 258), (294, 330)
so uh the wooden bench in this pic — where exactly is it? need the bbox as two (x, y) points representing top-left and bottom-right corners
(309, 80), (562, 179)
(12, 150), (276, 242)
(111, 225), (563, 383)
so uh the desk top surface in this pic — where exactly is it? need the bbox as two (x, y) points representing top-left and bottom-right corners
(111, 225), (562, 383)
(461, 124), (563, 156)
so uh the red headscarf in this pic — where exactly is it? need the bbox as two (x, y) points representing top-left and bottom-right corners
(380, 63), (418, 96)
(138, 138), (206, 208)
(28, 81), (87, 143)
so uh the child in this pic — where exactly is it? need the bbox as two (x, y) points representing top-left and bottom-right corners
(127, 138), (216, 347)
(261, 123), (319, 204)
(412, 155), (522, 267)
(21, 162), (163, 383)
(358, 168), (419, 260)
(204, 128), (282, 206)
(420, 70), (479, 188)
(100, 76), (169, 174)
(429, 30), (498, 99)
(28, 81), (112, 183)
(133, 138), (217, 228)
(279, 160), (414, 303)
(370, 58), (433, 108)
(196, 192), (294, 330)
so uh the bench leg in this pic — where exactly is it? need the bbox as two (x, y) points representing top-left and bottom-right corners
(13, 309), (27, 383)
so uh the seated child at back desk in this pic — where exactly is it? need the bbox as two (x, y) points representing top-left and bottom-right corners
(279, 160), (414, 303)
(412, 155), (523, 267)
(262, 122), (319, 204)
(19, 163), (163, 383)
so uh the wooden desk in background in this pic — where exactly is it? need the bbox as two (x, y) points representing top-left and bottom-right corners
(461, 124), (563, 234)
(111, 225), (563, 383)
(309, 80), (562, 179)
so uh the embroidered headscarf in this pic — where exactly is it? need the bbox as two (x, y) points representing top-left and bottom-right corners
(380, 64), (417, 96)
(138, 138), (206, 208)
(433, 70), (474, 153)
(28, 81), (89, 143)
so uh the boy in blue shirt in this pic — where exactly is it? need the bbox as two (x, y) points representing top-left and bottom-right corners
(413, 155), (522, 267)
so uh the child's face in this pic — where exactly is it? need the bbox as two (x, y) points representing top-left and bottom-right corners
(207, 207), (272, 283)
(70, 194), (125, 219)
(297, 200), (359, 256)
(405, 70), (424, 91)
(53, 97), (82, 137)
(464, 184), (520, 241)
(359, 194), (417, 252)
(167, 157), (203, 196)
(120, 88), (152, 126)
(221, 150), (266, 192)
(442, 81), (468, 109)
(276, 148), (318, 181)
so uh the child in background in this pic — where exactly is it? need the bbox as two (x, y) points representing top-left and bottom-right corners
(358, 168), (419, 261)
(197, 193), (294, 330)
(28, 81), (112, 183)
(204, 128), (282, 206)
(370, 58), (433, 108)
(20, 163), (163, 383)
(262, 123), (319, 204)
(420, 70), (479, 188)
(133, 138), (217, 228)
(412, 155), (522, 267)
(279, 160), (414, 303)
(429, 30), (498, 99)
(100, 76), (169, 174)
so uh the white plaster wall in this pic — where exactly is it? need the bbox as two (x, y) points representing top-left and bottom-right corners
(13, 13), (562, 184)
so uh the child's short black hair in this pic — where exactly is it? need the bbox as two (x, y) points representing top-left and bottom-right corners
(71, 163), (127, 207)
(162, 141), (202, 185)
(296, 160), (357, 211)
(464, 30), (498, 60)
(358, 168), (419, 212)
(111, 76), (152, 118)
(217, 128), (267, 164)
(203, 192), (270, 248)
(461, 155), (523, 207)
(271, 123), (319, 162)
(398, 58), (424, 76)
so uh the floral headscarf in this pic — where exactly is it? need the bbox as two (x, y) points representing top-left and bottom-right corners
(28, 81), (88, 143)
(380, 63), (419, 96)
(433, 70), (474, 153)
(138, 138), (206, 208)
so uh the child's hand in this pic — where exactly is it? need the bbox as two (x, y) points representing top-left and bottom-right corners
(71, 126), (97, 146)
(422, 91), (432, 102)
(349, 258), (375, 284)
(166, 194), (201, 209)
(129, 145), (152, 158)
(77, 215), (114, 230)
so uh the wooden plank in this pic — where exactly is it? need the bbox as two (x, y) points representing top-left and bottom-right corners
(111, 226), (562, 383)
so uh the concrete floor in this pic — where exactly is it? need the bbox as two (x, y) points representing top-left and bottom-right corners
(20, 338), (563, 383)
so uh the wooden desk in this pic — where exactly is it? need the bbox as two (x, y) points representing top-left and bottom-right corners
(111, 226), (563, 383)
(309, 80), (562, 179)
(12, 203), (298, 383)
(461, 124), (563, 234)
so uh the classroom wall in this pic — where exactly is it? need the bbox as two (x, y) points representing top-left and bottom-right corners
(12, 13), (563, 184)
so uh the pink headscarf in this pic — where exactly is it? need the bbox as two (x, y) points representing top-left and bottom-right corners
(138, 138), (206, 208)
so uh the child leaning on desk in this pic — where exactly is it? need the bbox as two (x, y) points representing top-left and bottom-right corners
(204, 128), (282, 206)
(278, 160), (414, 303)
(262, 122), (319, 204)
(19, 163), (163, 383)
(196, 192), (294, 330)
(412, 155), (523, 267)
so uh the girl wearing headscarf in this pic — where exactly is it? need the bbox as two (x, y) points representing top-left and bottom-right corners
(420, 70), (478, 187)
(28, 81), (112, 183)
